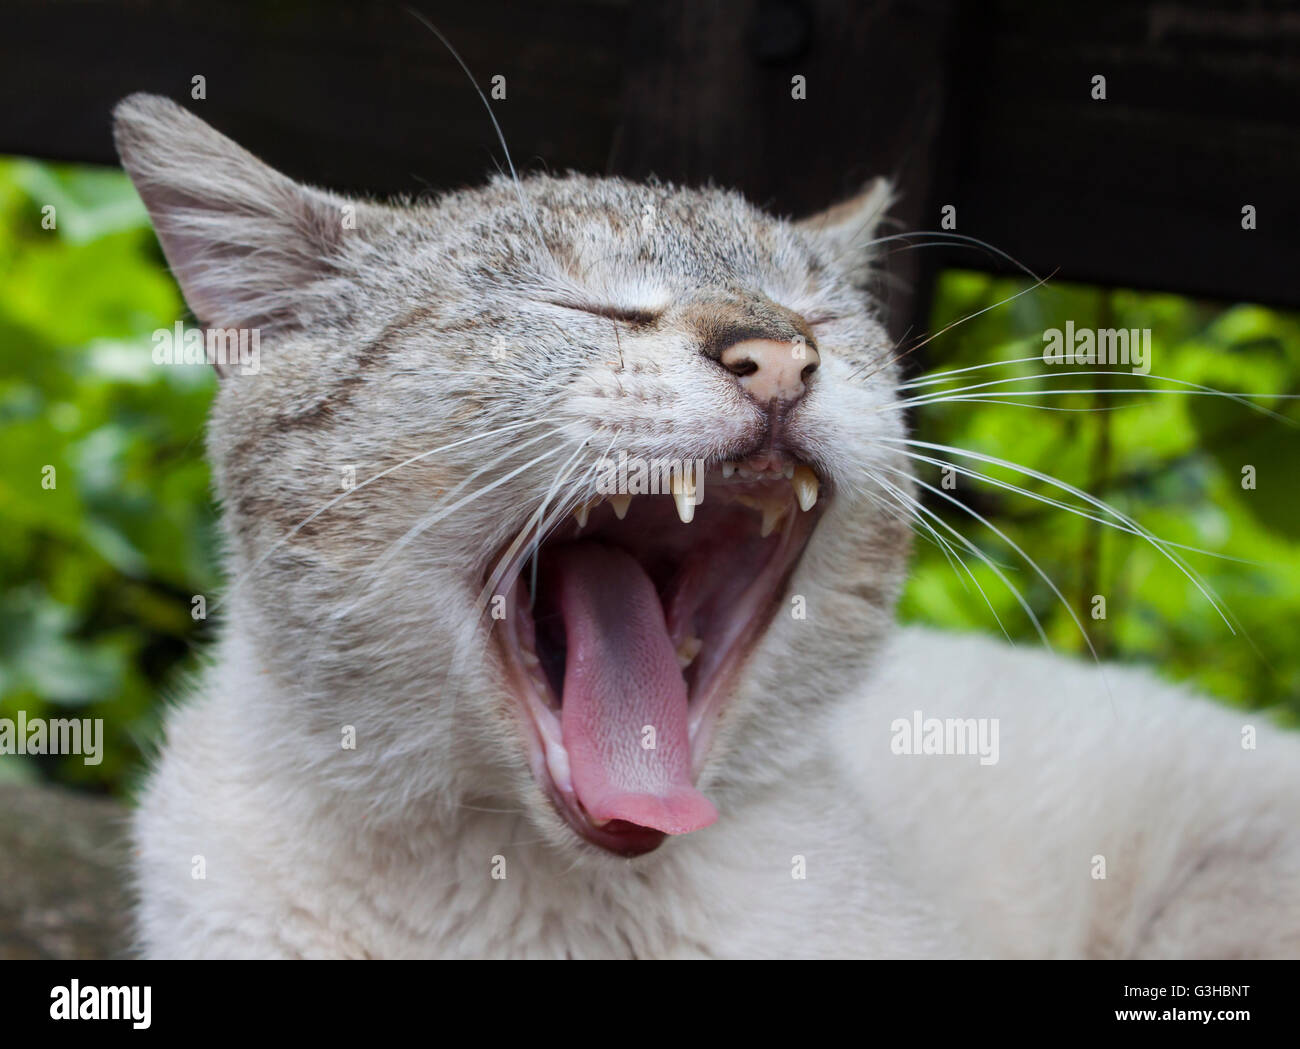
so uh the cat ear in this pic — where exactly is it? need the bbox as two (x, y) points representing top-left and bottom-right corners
(795, 177), (894, 286)
(113, 93), (363, 339)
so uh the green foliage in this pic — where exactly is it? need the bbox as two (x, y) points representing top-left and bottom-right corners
(900, 271), (1300, 722)
(0, 158), (1295, 796)
(0, 158), (219, 792)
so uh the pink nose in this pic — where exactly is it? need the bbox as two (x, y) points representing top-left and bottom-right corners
(720, 338), (820, 404)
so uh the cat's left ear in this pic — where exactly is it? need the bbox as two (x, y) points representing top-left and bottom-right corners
(113, 93), (377, 352)
(795, 177), (893, 286)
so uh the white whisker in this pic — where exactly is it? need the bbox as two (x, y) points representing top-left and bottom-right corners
(333, 430), (573, 622)
(881, 459), (1113, 705)
(853, 273), (1054, 384)
(211, 418), (541, 613)
(869, 471), (1021, 644)
(895, 372), (1296, 422)
(882, 437), (1245, 639)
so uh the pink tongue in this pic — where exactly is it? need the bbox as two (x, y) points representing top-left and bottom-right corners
(549, 542), (717, 835)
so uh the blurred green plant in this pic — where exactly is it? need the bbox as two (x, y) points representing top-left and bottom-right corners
(899, 271), (1300, 723)
(0, 158), (1295, 796)
(0, 157), (219, 793)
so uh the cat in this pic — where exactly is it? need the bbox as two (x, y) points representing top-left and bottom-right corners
(113, 93), (1300, 959)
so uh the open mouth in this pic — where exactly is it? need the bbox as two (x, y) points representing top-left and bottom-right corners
(493, 453), (825, 856)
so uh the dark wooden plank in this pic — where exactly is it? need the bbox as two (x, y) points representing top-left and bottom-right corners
(1, 0), (1297, 329)
(0, 0), (960, 340)
(932, 0), (1300, 309)
(0, 0), (630, 194)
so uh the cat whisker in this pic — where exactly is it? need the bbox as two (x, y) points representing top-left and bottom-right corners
(892, 441), (1263, 566)
(434, 438), (603, 730)
(894, 372), (1297, 422)
(851, 272), (1055, 385)
(332, 428), (574, 624)
(860, 475), (972, 584)
(900, 352), (1078, 390)
(525, 434), (614, 608)
(870, 468), (1043, 647)
(820, 223), (1046, 340)
(881, 438), (1251, 646)
(210, 418), (540, 614)
(908, 398), (1130, 413)
(297, 432), (586, 719)
(869, 472), (1018, 642)
(452, 434), (615, 731)
(477, 432), (619, 614)
(447, 433), (611, 727)
(881, 461), (1113, 703)
(404, 8), (560, 273)
(859, 230), (1046, 283)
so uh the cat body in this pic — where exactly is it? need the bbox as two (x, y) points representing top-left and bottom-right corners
(113, 95), (1300, 959)
(134, 623), (1300, 958)
(135, 629), (958, 958)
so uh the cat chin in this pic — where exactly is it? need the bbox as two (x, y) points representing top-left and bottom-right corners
(489, 455), (827, 856)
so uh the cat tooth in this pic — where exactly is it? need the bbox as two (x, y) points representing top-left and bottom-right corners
(721, 462), (735, 479)
(783, 463), (795, 480)
(676, 635), (702, 668)
(671, 483), (696, 524)
(574, 501), (591, 529)
(791, 465), (819, 512)
(544, 739), (572, 793)
(670, 474), (698, 524)
(609, 494), (632, 520)
(760, 502), (787, 538)
(737, 466), (755, 480)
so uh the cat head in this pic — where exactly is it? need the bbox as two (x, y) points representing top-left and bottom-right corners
(115, 93), (912, 860)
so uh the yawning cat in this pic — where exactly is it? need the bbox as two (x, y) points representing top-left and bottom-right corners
(114, 94), (1300, 959)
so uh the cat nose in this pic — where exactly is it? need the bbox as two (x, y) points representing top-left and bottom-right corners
(720, 339), (820, 404)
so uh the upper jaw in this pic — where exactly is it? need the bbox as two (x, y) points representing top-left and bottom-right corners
(489, 450), (828, 856)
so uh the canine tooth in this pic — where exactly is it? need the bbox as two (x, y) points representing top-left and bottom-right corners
(609, 494), (632, 519)
(791, 465), (819, 512)
(671, 483), (696, 524)
(574, 501), (591, 529)
(670, 473), (698, 524)
(760, 502), (787, 538)
(676, 636), (702, 668)
(721, 462), (735, 479)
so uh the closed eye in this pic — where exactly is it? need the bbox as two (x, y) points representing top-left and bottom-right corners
(543, 300), (661, 326)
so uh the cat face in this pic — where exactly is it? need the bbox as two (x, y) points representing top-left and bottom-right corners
(115, 94), (912, 860)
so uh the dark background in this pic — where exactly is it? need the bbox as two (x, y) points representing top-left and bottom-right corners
(3, 0), (1299, 342)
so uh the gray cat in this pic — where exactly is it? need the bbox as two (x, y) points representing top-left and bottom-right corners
(114, 94), (1300, 958)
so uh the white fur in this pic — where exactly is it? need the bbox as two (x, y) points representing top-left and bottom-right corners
(134, 629), (961, 958)
(135, 624), (1300, 958)
(833, 628), (1300, 958)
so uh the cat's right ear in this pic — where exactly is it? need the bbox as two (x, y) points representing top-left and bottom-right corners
(113, 93), (368, 345)
(795, 177), (894, 288)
